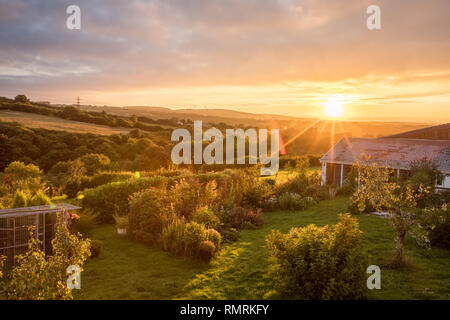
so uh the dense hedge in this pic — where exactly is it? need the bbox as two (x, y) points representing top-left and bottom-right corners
(82, 176), (170, 222)
(81, 172), (231, 223)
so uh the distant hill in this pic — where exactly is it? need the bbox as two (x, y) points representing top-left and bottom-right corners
(75, 104), (305, 126)
(384, 123), (450, 140)
(125, 106), (298, 120)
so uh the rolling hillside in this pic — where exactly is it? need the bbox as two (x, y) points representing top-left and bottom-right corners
(0, 110), (132, 135)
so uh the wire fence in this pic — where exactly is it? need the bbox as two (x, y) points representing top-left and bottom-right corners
(0, 204), (81, 269)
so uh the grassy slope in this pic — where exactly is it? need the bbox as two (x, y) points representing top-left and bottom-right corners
(0, 110), (131, 135)
(75, 197), (450, 300)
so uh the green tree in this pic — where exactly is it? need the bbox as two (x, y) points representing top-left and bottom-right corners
(14, 94), (29, 103)
(79, 153), (110, 175)
(351, 159), (428, 266)
(5, 161), (42, 180)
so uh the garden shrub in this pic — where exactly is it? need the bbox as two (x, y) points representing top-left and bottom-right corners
(416, 204), (449, 250)
(278, 193), (315, 211)
(64, 175), (90, 198)
(262, 195), (278, 212)
(276, 172), (309, 196)
(90, 240), (102, 258)
(183, 222), (207, 258)
(423, 189), (450, 208)
(305, 185), (320, 200)
(226, 207), (264, 229)
(87, 172), (135, 189)
(278, 192), (300, 211)
(300, 196), (316, 209)
(12, 190), (28, 208)
(171, 178), (203, 219)
(205, 228), (222, 249)
(113, 214), (129, 230)
(198, 241), (216, 261)
(242, 180), (270, 207)
(82, 175), (168, 222)
(215, 170), (254, 207)
(266, 213), (367, 300)
(28, 190), (51, 206)
(69, 209), (98, 236)
(318, 185), (331, 201)
(162, 217), (186, 255)
(220, 228), (240, 243)
(128, 187), (176, 245)
(193, 207), (220, 229)
(337, 167), (359, 196)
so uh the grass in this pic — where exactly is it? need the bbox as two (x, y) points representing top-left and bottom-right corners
(75, 197), (450, 300)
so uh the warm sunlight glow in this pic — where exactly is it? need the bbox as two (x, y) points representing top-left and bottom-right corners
(324, 98), (345, 118)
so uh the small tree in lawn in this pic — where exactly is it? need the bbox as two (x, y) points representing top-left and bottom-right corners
(351, 158), (428, 267)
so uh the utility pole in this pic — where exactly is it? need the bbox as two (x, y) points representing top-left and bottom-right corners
(76, 96), (80, 107)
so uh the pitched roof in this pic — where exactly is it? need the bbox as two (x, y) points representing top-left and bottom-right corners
(320, 137), (450, 173)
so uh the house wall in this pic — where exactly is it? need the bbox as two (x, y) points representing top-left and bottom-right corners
(437, 174), (450, 189)
(445, 175), (450, 189)
(321, 162), (327, 185)
(321, 162), (351, 187)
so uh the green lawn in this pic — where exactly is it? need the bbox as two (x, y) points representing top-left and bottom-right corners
(75, 197), (450, 300)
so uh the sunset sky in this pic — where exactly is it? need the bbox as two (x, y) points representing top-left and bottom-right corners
(1, 0), (449, 122)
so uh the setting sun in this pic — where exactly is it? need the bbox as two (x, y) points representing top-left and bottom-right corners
(324, 98), (345, 118)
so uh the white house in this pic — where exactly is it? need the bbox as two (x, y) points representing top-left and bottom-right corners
(320, 137), (450, 190)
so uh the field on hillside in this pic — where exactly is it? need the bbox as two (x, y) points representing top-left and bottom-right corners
(74, 197), (450, 300)
(0, 110), (132, 135)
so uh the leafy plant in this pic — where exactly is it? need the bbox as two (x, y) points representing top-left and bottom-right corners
(266, 214), (367, 299)
(28, 190), (51, 206)
(205, 228), (222, 250)
(226, 206), (264, 229)
(113, 214), (129, 229)
(414, 204), (450, 250)
(5, 213), (91, 300)
(162, 217), (186, 255)
(192, 207), (220, 229)
(12, 189), (28, 208)
(198, 241), (216, 261)
(183, 222), (207, 258)
(128, 187), (176, 245)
